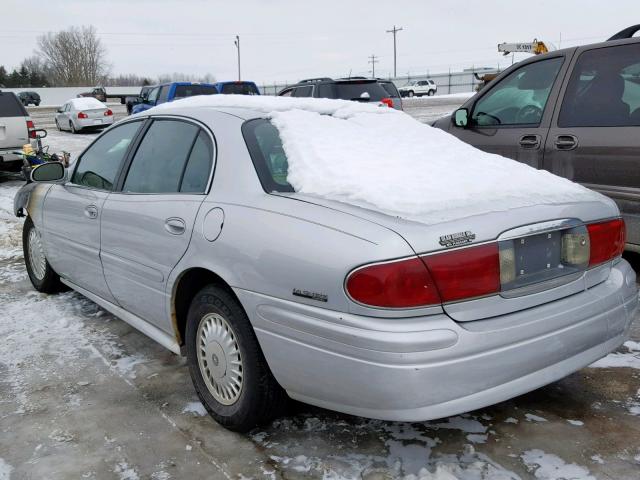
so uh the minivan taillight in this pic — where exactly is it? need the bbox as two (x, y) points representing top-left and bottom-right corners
(422, 243), (500, 303)
(78, 112), (88, 119)
(26, 120), (36, 139)
(381, 97), (394, 108)
(587, 218), (625, 266)
(346, 257), (441, 308)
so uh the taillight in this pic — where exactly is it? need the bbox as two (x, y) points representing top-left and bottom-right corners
(78, 112), (88, 119)
(587, 218), (625, 266)
(422, 243), (500, 302)
(381, 97), (394, 108)
(104, 109), (113, 116)
(26, 120), (36, 139)
(346, 257), (441, 308)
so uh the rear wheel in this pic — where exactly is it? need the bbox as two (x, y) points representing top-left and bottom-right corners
(69, 121), (78, 134)
(185, 285), (287, 432)
(23, 217), (64, 293)
(428, 90), (435, 96)
(55, 119), (61, 131)
(408, 90), (414, 97)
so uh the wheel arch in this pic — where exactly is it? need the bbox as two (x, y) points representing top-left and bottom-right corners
(170, 267), (241, 348)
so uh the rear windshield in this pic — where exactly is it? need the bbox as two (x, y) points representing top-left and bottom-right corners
(174, 85), (218, 99)
(220, 82), (260, 95)
(380, 82), (400, 97)
(325, 81), (390, 102)
(242, 118), (293, 193)
(0, 92), (28, 117)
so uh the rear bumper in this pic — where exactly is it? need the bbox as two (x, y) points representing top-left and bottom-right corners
(76, 117), (114, 129)
(0, 149), (22, 163)
(237, 260), (638, 421)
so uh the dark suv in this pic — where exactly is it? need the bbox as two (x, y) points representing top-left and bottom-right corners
(278, 77), (402, 110)
(18, 91), (41, 106)
(433, 25), (640, 252)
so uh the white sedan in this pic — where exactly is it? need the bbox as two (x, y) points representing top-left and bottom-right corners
(55, 97), (114, 134)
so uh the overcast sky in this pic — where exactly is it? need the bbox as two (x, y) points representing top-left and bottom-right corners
(2, 0), (639, 84)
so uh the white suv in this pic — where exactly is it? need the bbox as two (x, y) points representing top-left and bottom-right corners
(0, 91), (35, 171)
(398, 80), (437, 97)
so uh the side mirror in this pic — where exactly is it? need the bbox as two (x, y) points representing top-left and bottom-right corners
(454, 108), (469, 128)
(31, 162), (66, 183)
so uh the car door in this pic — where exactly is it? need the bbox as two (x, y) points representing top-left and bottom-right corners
(449, 55), (568, 168)
(42, 120), (144, 301)
(544, 42), (640, 248)
(100, 118), (214, 328)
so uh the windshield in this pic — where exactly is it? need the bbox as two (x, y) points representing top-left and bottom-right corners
(220, 82), (260, 95)
(174, 85), (218, 99)
(242, 118), (293, 193)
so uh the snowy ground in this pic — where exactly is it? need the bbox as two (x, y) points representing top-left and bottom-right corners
(1, 104), (639, 479)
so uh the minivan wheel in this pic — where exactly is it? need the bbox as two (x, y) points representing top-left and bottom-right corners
(185, 285), (287, 432)
(23, 217), (64, 293)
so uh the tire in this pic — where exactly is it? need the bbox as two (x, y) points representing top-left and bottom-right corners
(185, 285), (287, 432)
(55, 119), (61, 131)
(427, 90), (435, 96)
(408, 90), (414, 97)
(23, 217), (64, 293)
(69, 120), (78, 134)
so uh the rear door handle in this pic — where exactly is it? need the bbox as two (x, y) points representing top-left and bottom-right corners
(554, 135), (578, 151)
(519, 134), (541, 149)
(164, 217), (186, 235)
(84, 205), (98, 219)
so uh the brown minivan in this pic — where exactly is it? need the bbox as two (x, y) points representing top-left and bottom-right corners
(433, 25), (640, 252)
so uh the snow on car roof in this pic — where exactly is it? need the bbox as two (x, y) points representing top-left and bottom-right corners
(70, 97), (106, 110)
(152, 95), (604, 222)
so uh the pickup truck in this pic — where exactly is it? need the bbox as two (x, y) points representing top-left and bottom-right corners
(77, 86), (138, 105)
(131, 82), (217, 114)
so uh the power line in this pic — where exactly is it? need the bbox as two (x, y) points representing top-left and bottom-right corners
(368, 54), (378, 77)
(386, 25), (403, 77)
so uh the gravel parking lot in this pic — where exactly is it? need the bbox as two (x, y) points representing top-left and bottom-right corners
(0, 99), (639, 480)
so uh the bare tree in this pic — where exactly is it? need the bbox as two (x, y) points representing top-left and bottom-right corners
(36, 26), (110, 86)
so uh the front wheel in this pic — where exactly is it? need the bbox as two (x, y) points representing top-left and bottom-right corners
(185, 285), (286, 432)
(23, 217), (64, 293)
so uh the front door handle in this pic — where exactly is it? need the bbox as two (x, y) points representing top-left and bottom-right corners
(519, 134), (541, 149)
(164, 217), (186, 235)
(554, 135), (578, 151)
(84, 205), (98, 219)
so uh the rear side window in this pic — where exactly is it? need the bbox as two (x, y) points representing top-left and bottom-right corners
(123, 120), (199, 193)
(559, 44), (640, 127)
(220, 82), (260, 95)
(180, 130), (214, 193)
(174, 85), (217, 99)
(0, 92), (27, 117)
(380, 82), (400, 97)
(72, 121), (142, 190)
(242, 119), (293, 193)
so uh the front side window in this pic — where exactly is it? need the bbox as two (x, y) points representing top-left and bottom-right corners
(472, 57), (563, 126)
(157, 86), (170, 104)
(147, 87), (160, 104)
(72, 121), (142, 190)
(122, 120), (199, 193)
(559, 44), (640, 127)
(242, 119), (293, 193)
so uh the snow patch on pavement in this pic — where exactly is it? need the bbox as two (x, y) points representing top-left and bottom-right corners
(182, 401), (207, 416)
(0, 458), (13, 480)
(115, 461), (140, 480)
(524, 414), (548, 423)
(521, 450), (595, 480)
(589, 341), (640, 369)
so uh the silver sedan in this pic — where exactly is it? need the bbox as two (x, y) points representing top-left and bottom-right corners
(15, 100), (638, 432)
(55, 97), (114, 133)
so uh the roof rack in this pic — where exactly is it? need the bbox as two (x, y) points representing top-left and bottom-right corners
(298, 77), (333, 84)
(608, 25), (640, 41)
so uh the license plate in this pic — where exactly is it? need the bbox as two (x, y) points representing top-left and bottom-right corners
(93, 119), (103, 125)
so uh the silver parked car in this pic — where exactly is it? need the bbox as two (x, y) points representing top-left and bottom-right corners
(14, 99), (638, 432)
(55, 97), (114, 134)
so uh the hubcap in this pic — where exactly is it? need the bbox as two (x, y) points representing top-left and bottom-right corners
(28, 227), (46, 280)
(196, 313), (243, 405)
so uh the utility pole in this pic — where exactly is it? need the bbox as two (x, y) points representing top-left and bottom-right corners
(368, 54), (379, 78)
(386, 25), (403, 77)
(234, 35), (241, 81)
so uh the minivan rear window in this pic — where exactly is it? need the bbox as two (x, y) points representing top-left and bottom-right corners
(332, 82), (389, 102)
(0, 92), (28, 117)
(220, 82), (260, 95)
(173, 85), (218, 99)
